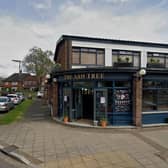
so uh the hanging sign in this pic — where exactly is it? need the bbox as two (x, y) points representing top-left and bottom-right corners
(64, 96), (68, 102)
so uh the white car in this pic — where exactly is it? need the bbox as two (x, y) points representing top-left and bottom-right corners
(7, 94), (21, 105)
(37, 91), (44, 98)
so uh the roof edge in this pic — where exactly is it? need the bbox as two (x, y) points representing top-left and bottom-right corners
(54, 34), (168, 61)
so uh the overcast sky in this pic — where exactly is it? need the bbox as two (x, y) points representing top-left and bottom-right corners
(0, 0), (168, 77)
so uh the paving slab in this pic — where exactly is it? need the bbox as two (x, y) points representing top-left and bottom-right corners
(0, 99), (168, 168)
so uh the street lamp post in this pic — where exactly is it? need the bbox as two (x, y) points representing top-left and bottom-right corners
(12, 59), (22, 91)
(12, 59), (22, 73)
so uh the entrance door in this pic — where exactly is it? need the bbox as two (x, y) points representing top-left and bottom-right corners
(72, 89), (82, 120)
(82, 89), (93, 119)
(94, 89), (107, 121)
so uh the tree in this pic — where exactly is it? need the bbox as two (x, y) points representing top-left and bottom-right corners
(23, 47), (54, 85)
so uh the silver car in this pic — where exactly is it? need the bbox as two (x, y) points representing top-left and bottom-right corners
(0, 96), (14, 112)
(7, 94), (21, 105)
(16, 92), (25, 101)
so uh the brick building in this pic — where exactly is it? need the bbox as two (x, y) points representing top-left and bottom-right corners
(3, 73), (38, 91)
(49, 35), (168, 127)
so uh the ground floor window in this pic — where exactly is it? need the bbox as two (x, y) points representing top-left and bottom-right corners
(142, 80), (168, 112)
(59, 79), (133, 125)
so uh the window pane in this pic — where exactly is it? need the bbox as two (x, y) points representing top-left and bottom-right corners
(112, 55), (118, 64)
(89, 48), (96, 52)
(81, 48), (88, 52)
(72, 52), (80, 64)
(133, 56), (140, 67)
(97, 52), (104, 65)
(112, 50), (140, 67)
(158, 90), (168, 111)
(147, 56), (165, 68)
(72, 48), (80, 52)
(166, 58), (168, 68)
(122, 56), (132, 63)
(81, 52), (96, 64)
(142, 90), (157, 111)
(112, 50), (119, 55)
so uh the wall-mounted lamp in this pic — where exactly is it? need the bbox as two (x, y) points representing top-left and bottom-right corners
(138, 68), (146, 76)
(134, 68), (146, 79)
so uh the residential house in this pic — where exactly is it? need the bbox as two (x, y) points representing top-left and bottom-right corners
(3, 73), (38, 92)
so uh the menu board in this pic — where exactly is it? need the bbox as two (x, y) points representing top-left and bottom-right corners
(114, 89), (131, 112)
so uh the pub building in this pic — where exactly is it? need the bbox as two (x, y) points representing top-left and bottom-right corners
(48, 35), (168, 127)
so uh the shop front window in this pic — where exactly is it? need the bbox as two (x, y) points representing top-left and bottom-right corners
(143, 80), (168, 112)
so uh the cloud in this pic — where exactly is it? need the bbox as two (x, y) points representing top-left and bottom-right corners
(56, 1), (168, 42)
(80, 0), (93, 5)
(0, 0), (168, 77)
(0, 16), (55, 77)
(104, 0), (131, 3)
(0, 64), (6, 68)
(30, 0), (52, 10)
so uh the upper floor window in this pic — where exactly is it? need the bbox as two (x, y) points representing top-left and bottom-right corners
(72, 47), (105, 66)
(12, 82), (18, 86)
(147, 52), (168, 68)
(112, 50), (140, 67)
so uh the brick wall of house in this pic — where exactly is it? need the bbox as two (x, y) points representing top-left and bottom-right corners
(23, 75), (38, 89)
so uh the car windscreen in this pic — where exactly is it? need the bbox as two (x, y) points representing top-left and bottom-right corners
(0, 98), (7, 102)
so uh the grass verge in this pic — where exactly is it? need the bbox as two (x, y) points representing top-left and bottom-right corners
(0, 99), (33, 125)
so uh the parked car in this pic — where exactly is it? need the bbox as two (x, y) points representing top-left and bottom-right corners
(0, 96), (14, 112)
(37, 91), (44, 98)
(7, 94), (21, 105)
(15, 92), (25, 101)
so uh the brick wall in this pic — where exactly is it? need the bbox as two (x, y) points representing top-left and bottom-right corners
(133, 76), (142, 127)
(52, 82), (58, 117)
(56, 40), (72, 70)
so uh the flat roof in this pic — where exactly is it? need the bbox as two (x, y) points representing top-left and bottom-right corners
(54, 34), (168, 60)
(60, 34), (168, 48)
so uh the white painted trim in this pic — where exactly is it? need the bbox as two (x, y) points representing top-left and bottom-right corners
(72, 65), (87, 69)
(142, 111), (168, 114)
(142, 123), (168, 127)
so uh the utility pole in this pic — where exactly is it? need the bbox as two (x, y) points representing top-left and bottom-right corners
(12, 59), (22, 91)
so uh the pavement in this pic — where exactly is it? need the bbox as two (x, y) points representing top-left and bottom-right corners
(0, 98), (168, 168)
